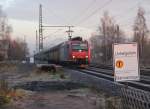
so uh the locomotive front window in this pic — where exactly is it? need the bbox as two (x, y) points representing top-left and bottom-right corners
(72, 43), (88, 51)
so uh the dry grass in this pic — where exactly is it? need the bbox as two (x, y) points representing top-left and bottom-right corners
(0, 79), (11, 105)
(0, 63), (17, 73)
(0, 79), (27, 106)
(35, 67), (67, 79)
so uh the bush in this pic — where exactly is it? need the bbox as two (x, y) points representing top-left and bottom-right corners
(0, 80), (11, 106)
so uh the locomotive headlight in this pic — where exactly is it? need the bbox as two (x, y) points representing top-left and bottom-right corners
(73, 56), (75, 58)
(86, 56), (88, 58)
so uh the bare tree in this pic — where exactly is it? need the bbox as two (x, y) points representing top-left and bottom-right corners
(90, 34), (104, 64)
(0, 6), (12, 60)
(90, 11), (126, 65)
(8, 38), (29, 61)
(100, 11), (125, 64)
(0, 6), (29, 61)
(133, 7), (149, 65)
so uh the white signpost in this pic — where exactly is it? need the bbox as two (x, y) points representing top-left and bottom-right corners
(113, 43), (140, 82)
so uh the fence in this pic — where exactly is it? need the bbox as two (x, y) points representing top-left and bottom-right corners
(66, 69), (150, 109)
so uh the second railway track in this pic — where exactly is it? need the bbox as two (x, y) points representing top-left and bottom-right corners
(70, 66), (150, 92)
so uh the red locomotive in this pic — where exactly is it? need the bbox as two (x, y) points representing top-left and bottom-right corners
(34, 37), (90, 67)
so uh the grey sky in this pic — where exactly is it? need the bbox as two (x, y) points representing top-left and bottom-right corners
(4, 1), (149, 22)
(0, 0), (150, 54)
(4, 0), (150, 26)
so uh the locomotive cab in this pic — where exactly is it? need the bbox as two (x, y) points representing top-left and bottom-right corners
(70, 37), (90, 65)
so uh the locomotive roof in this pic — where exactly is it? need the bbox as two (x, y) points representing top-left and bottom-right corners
(34, 37), (88, 55)
(70, 36), (82, 41)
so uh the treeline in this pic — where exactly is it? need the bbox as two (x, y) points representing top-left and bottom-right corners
(0, 6), (29, 61)
(90, 7), (150, 66)
(7, 38), (29, 60)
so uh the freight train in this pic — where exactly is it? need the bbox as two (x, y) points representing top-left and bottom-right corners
(34, 37), (91, 67)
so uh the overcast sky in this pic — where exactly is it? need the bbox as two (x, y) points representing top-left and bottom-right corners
(0, 0), (150, 54)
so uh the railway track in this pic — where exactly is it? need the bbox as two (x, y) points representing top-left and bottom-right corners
(65, 65), (150, 109)
(90, 64), (150, 76)
(72, 67), (150, 92)
(88, 66), (150, 78)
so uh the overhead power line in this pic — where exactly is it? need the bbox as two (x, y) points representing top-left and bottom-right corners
(114, 0), (142, 20)
(75, 0), (113, 25)
(114, 0), (143, 27)
(71, 0), (97, 23)
(44, 6), (71, 25)
(43, 29), (63, 39)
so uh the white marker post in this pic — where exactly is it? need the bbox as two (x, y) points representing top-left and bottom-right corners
(113, 43), (140, 82)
